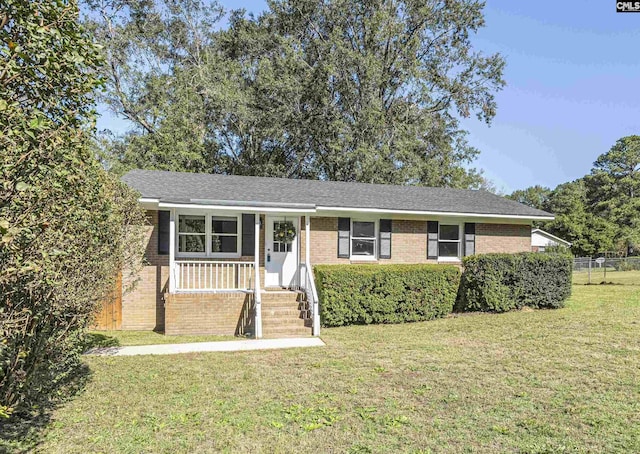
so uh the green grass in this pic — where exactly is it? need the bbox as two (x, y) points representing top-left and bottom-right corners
(573, 269), (640, 285)
(86, 330), (240, 348)
(27, 286), (640, 452)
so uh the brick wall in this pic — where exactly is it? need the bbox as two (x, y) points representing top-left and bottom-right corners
(122, 210), (168, 331)
(307, 217), (531, 264)
(308, 217), (432, 265)
(164, 292), (253, 336)
(475, 223), (531, 254)
(390, 219), (429, 263)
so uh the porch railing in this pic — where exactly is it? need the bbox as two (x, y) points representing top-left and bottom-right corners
(174, 261), (254, 292)
(298, 262), (320, 336)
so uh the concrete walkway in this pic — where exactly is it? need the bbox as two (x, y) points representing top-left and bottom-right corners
(86, 337), (325, 357)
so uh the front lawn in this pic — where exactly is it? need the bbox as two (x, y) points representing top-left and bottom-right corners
(573, 268), (640, 285)
(22, 286), (640, 452)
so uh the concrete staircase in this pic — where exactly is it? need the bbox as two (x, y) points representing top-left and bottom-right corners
(261, 290), (312, 338)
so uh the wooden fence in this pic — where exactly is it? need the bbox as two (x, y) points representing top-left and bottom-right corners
(92, 273), (122, 330)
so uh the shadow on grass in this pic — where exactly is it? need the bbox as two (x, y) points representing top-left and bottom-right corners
(81, 332), (121, 350)
(0, 363), (93, 453)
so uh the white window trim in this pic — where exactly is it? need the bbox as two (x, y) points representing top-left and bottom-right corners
(175, 211), (242, 259)
(437, 222), (463, 263)
(350, 219), (378, 261)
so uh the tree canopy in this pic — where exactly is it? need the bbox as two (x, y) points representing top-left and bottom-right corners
(509, 135), (639, 257)
(85, 0), (505, 187)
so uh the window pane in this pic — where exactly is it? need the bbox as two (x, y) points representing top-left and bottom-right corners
(212, 217), (237, 234)
(212, 235), (237, 253)
(353, 221), (375, 238)
(352, 238), (375, 256)
(179, 234), (205, 253)
(438, 242), (459, 257)
(439, 225), (459, 241)
(179, 215), (205, 234)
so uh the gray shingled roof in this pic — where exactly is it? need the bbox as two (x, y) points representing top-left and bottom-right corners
(121, 169), (553, 218)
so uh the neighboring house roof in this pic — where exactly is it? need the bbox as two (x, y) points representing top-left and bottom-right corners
(531, 228), (572, 247)
(121, 169), (554, 220)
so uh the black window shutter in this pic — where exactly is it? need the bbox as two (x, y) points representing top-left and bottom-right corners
(427, 221), (439, 260)
(464, 222), (476, 257)
(241, 214), (255, 256)
(157, 211), (170, 255)
(379, 219), (392, 259)
(337, 217), (350, 258)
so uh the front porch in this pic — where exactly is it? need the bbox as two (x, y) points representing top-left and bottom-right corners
(165, 209), (320, 338)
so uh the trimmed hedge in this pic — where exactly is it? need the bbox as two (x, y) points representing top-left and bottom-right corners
(456, 253), (572, 313)
(314, 264), (461, 327)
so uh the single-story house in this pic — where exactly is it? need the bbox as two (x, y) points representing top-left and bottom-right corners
(531, 228), (571, 252)
(115, 170), (554, 338)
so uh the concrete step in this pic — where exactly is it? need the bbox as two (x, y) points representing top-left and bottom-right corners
(262, 325), (312, 337)
(262, 317), (308, 327)
(262, 307), (308, 317)
(261, 290), (302, 298)
(261, 300), (307, 310)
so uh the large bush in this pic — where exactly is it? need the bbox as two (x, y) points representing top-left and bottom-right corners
(0, 0), (146, 420)
(314, 264), (461, 327)
(456, 253), (572, 313)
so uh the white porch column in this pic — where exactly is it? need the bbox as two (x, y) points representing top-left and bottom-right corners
(254, 214), (262, 338)
(305, 215), (311, 270)
(306, 216), (320, 336)
(169, 208), (176, 293)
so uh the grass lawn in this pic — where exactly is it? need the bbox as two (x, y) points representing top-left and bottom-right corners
(86, 330), (240, 348)
(573, 269), (640, 285)
(26, 285), (640, 452)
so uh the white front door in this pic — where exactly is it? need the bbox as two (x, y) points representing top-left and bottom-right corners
(265, 216), (299, 288)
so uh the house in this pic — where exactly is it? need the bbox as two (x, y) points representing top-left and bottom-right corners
(117, 170), (554, 338)
(531, 228), (571, 252)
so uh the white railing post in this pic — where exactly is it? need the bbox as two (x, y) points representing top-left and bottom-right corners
(254, 214), (262, 338)
(169, 209), (176, 293)
(305, 215), (320, 336)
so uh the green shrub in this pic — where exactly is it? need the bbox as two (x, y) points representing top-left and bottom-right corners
(614, 259), (640, 271)
(1, 0), (146, 421)
(456, 253), (572, 313)
(314, 264), (461, 327)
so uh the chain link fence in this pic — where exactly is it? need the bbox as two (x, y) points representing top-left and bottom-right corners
(573, 257), (640, 285)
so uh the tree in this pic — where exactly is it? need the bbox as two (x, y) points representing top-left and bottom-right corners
(86, 0), (505, 187)
(543, 180), (617, 257)
(1, 0), (145, 420)
(507, 185), (551, 211)
(585, 135), (640, 253)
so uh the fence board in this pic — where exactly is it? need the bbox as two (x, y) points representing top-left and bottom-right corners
(92, 273), (122, 330)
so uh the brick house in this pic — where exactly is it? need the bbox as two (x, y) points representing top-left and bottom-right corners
(118, 170), (553, 338)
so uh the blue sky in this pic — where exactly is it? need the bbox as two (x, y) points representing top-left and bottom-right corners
(96, 0), (640, 193)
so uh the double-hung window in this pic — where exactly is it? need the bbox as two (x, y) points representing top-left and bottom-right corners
(351, 221), (376, 258)
(177, 213), (240, 257)
(211, 216), (238, 253)
(178, 215), (206, 254)
(438, 224), (461, 260)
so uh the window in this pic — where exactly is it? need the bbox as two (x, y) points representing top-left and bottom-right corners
(178, 215), (206, 253)
(273, 220), (293, 253)
(351, 221), (376, 257)
(177, 213), (240, 257)
(212, 216), (238, 253)
(438, 224), (461, 259)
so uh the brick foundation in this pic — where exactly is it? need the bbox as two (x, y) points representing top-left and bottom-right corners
(164, 292), (254, 336)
